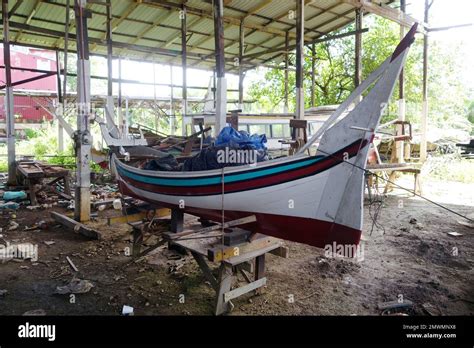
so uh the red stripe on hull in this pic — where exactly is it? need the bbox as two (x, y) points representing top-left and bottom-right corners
(119, 180), (362, 249)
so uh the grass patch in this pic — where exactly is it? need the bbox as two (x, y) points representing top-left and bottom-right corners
(424, 154), (474, 183)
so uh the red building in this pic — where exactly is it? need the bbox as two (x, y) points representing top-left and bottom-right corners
(0, 46), (58, 123)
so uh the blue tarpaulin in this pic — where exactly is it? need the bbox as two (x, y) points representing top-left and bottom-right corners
(215, 127), (267, 150)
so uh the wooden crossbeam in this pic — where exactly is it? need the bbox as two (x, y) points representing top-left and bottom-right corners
(14, 0), (42, 41)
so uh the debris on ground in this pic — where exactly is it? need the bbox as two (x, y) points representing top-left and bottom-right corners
(422, 302), (442, 316)
(0, 202), (19, 210)
(121, 305), (134, 316)
(55, 278), (94, 295)
(377, 299), (413, 311)
(66, 256), (79, 272)
(8, 221), (19, 231)
(447, 231), (463, 237)
(23, 309), (47, 316)
(2, 191), (27, 201)
(0, 289), (8, 297)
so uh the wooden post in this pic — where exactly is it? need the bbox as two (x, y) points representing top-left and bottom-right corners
(170, 208), (184, 233)
(354, 9), (362, 88)
(213, 0), (227, 136)
(420, 0), (430, 162)
(55, 51), (64, 153)
(181, 4), (188, 136)
(311, 43), (315, 108)
(2, 0), (17, 185)
(238, 20), (245, 110)
(74, 0), (91, 222)
(284, 31), (289, 113)
(295, 0), (304, 121)
(396, 0), (406, 163)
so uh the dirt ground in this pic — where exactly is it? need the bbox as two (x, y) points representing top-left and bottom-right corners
(0, 176), (472, 316)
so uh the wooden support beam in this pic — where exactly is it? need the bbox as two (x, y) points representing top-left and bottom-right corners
(8, 0), (23, 18)
(215, 262), (233, 315)
(13, 0), (42, 42)
(50, 212), (101, 240)
(107, 208), (170, 225)
(224, 277), (266, 303)
(397, 0), (406, 164)
(342, 0), (426, 32)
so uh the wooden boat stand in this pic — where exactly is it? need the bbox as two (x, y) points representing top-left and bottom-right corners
(130, 209), (289, 315)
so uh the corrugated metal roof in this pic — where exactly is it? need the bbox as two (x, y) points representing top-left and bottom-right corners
(2, 0), (398, 71)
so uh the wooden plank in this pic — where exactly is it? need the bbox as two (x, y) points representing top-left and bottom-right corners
(269, 246), (289, 258)
(191, 251), (219, 291)
(215, 262), (233, 316)
(170, 208), (184, 233)
(107, 208), (170, 225)
(255, 254), (265, 280)
(224, 277), (266, 303)
(209, 235), (280, 263)
(50, 212), (101, 240)
(235, 261), (254, 274)
(223, 242), (282, 266)
(378, 299), (413, 310)
(166, 215), (256, 240)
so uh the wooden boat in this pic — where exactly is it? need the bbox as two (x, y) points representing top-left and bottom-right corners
(112, 25), (417, 249)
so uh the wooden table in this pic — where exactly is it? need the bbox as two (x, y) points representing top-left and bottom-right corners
(16, 161), (71, 205)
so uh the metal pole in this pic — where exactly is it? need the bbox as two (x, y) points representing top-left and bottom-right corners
(311, 43), (315, 108)
(181, 4), (188, 136)
(238, 19), (244, 110)
(55, 50), (64, 152)
(118, 58), (123, 132)
(420, 0), (430, 162)
(62, 0), (70, 107)
(169, 65), (174, 135)
(105, 0), (118, 137)
(295, 0), (304, 120)
(2, 0), (16, 185)
(354, 9), (362, 88)
(213, 0), (227, 136)
(284, 31), (289, 113)
(74, 0), (91, 222)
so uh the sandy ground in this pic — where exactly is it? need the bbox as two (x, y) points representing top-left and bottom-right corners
(0, 176), (472, 316)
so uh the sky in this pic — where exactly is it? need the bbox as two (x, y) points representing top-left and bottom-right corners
(409, 0), (474, 81)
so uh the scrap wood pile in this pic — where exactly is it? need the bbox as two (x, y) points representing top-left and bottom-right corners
(136, 126), (269, 172)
